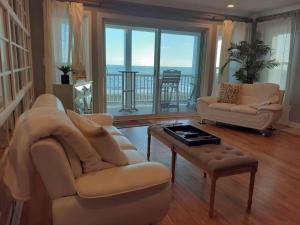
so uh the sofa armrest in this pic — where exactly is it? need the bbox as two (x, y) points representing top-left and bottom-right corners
(258, 104), (283, 111)
(197, 96), (219, 105)
(31, 138), (77, 199)
(75, 162), (171, 199)
(83, 113), (114, 126)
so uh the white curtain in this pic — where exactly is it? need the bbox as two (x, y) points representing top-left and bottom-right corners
(257, 17), (292, 90)
(43, 0), (88, 92)
(214, 20), (251, 85)
(52, 1), (70, 84)
(218, 20), (234, 83)
(229, 22), (252, 83)
(257, 17), (293, 123)
(69, 3), (87, 81)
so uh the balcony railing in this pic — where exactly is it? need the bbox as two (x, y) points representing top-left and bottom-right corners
(106, 73), (197, 107)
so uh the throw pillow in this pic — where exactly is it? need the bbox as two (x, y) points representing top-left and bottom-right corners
(218, 83), (240, 104)
(67, 110), (129, 166)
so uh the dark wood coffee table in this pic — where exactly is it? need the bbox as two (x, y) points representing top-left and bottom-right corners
(147, 124), (258, 217)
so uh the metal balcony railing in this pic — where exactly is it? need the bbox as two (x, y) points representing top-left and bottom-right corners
(106, 73), (197, 107)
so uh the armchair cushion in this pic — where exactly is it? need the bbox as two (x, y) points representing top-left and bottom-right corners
(67, 110), (128, 166)
(75, 162), (171, 199)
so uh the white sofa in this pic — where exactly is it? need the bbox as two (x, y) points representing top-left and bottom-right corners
(197, 83), (284, 132)
(30, 94), (171, 225)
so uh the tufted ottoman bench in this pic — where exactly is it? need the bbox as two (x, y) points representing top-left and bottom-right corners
(147, 124), (258, 217)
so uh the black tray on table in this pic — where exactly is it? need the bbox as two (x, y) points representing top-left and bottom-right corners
(163, 125), (221, 146)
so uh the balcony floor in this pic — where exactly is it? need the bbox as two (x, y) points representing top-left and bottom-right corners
(107, 104), (196, 116)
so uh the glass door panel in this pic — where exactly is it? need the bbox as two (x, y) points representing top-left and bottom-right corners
(159, 31), (201, 113)
(105, 26), (126, 115)
(131, 29), (156, 115)
(105, 25), (156, 116)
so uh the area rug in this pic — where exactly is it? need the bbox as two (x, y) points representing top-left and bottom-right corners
(113, 120), (152, 129)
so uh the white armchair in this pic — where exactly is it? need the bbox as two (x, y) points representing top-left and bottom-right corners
(30, 94), (172, 225)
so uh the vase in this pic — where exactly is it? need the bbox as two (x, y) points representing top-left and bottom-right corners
(61, 74), (70, 84)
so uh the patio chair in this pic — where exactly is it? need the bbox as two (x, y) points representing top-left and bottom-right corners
(160, 70), (181, 112)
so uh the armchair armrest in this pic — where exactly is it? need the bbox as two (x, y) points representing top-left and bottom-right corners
(258, 104), (283, 111)
(75, 162), (171, 199)
(83, 113), (114, 126)
(197, 96), (219, 105)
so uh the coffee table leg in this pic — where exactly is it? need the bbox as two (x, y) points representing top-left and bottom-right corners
(209, 177), (217, 218)
(171, 147), (177, 182)
(247, 169), (256, 212)
(147, 132), (151, 161)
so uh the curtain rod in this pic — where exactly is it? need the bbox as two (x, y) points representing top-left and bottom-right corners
(256, 9), (300, 22)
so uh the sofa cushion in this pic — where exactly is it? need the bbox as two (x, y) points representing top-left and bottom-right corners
(67, 110), (129, 166)
(218, 83), (240, 104)
(113, 135), (137, 150)
(103, 125), (123, 135)
(123, 150), (146, 164)
(230, 105), (257, 115)
(209, 103), (236, 112)
(238, 83), (280, 105)
(75, 162), (171, 199)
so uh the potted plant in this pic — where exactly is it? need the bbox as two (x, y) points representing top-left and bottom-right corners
(221, 36), (279, 84)
(58, 65), (72, 84)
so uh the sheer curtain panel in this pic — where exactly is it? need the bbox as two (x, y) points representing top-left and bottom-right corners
(257, 17), (293, 123)
(218, 20), (234, 83)
(43, 0), (88, 91)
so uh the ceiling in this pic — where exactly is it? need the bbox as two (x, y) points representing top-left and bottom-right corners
(119, 0), (300, 17)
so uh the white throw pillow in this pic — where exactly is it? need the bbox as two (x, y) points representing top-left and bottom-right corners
(67, 110), (128, 166)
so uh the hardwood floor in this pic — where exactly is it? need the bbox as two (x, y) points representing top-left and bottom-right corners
(121, 120), (300, 225)
(2, 119), (300, 225)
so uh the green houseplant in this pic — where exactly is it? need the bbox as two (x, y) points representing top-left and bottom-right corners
(220, 37), (279, 84)
(58, 65), (72, 84)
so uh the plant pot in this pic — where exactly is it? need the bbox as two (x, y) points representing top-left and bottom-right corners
(61, 74), (70, 84)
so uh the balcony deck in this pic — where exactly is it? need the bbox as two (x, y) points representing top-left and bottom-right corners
(106, 73), (198, 116)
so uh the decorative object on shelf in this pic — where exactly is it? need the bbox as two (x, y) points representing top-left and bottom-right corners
(58, 65), (72, 84)
(72, 64), (87, 81)
(221, 34), (279, 84)
(53, 81), (93, 114)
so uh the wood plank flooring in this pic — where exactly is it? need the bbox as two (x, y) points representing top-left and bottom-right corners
(120, 120), (300, 225)
(1, 118), (300, 225)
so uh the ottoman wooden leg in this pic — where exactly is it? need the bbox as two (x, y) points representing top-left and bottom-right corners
(147, 133), (151, 161)
(209, 177), (217, 218)
(171, 148), (177, 183)
(247, 169), (256, 212)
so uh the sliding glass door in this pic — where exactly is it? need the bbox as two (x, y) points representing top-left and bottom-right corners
(159, 30), (201, 113)
(105, 25), (156, 115)
(104, 24), (203, 116)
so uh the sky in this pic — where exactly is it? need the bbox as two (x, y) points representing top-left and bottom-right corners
(105, 26), (199, 68)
